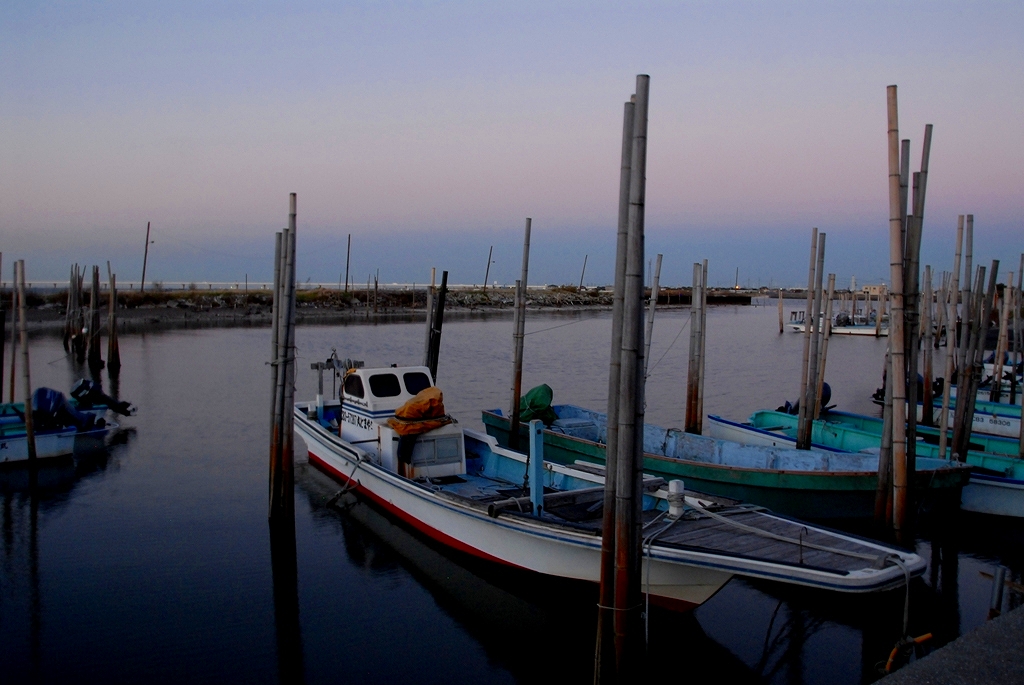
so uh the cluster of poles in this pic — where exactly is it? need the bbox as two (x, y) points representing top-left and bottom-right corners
(61, 263), (121, 373)
(1, 255), (125, 462)
(0, 256), (36, 459)
(794, 230), (837, 449)
(268, 193), (299, 525)
(592, 74), (651, 684)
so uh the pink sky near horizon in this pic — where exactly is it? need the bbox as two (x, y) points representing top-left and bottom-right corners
(1, 2), (1021, 285)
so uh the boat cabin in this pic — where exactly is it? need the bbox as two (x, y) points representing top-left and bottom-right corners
(313, 365), (465, 480)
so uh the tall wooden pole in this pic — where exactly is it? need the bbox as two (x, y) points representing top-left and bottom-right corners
(579, 254), (589, 292)
(595, 96), (634, 684)
(684, 262), (702, 433)
(643, 253), (663, 377)
(17, 261), (36, 461)
(886, 86), (909, 539)
(613, 74), (648, 681)
(696, 259), (709, 434)
(1013, 255), (1023, 408)
(801, 233), (826, 444)
(956, 264), (999, 460)
(814, 274), (836, 419)
(508, 219), (532, 450)
(269, 232), (283, 432)
(483, 245), (493, 291)
(344, 233), (351, 292)
(958, 216), (974, 380)
(0, 253), (4, 401)
(140, 222), (151, 293)
(269, 194), (297, 524)
(88, 265), (103, 371)
(991, 274), (1013, 402)
(425, 271), (449, 383)
(8, 287), (16, 403)
(939, 224), (962, 456)
(796, 229), (818, 447)
(778, 288), (784, 333)
(921, 266), (934, 425)
(107, 262), (121, 373)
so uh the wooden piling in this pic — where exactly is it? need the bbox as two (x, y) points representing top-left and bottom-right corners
(107, 262), (121, 373)
(612, 74), (648, 680)
(579, 254), (588, 292)
(595, 96), (634, 684)
(643, 254), (662, 378)
(814, 274), (836, 419)
(990, 274), (1012, 403)
(425, 271), (449, 383)
(798, 234), (826, 447)
(141, 222), (151, 293)
(1013, 255), (1023, 409)
(684, 262), (702, 434)
(0, 253), (4, 399)
(16, 261), (36, 461)
(508, 219), (532, 450)
(87, 266), (103, 371)
(344, 233), (351, 292)
(483, 246), (493, 291)
(921, 266), (934, 425)
(697, 259), (709, 434)
(958, 216), (974, 379)
(269, 232), (283, 431)
(8, 287), (16, 403)
(937, 216), (962, 458)
(778, 288), (784, 333)
(886, 86), (909, 539)
(957, 264), (999, 460)
(796, 229), (818, 448)
(269, 194), (298, 524)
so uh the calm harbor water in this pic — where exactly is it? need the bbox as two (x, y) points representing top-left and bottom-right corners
(2, 301), (1021, 683)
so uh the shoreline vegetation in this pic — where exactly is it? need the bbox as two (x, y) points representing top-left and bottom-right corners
(6, 285), (759, 336)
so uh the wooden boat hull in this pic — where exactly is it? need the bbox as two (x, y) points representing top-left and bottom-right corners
(483, 409), (968, 520)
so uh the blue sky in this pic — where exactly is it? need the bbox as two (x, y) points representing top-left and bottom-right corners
(2, 2), (1022, 287)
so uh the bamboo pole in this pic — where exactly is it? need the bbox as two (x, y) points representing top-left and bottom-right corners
(423, 268), (436, 365)
(643, 253), (663, 377)
(107, 263), (121, 373)
(87, 266), (103, 370)
(425, 271), (449, 383)
(684, 263), (702, 433)
(991, 275), (1012, 402)
(269, 232), (283, 433)
(958, 264), (999, 460)
(612, 75), (648, 680)
(269, 194), (298, 523)
(1013, 255), (1023, 407)
(886, 86), (909, 538)
(345, 233), (351, 292)
(799, 233), (826, 448)
(508, 218), (532, 451)
(595, 96), (635, 684)
(140, 222), (151, 293)
(579, 254), (588, 292)
(778, 288), (784, 333)
(0, 253), (4, 399)
(16, 261), (36, 461)
(958, 216), (974, 379)
(796, 229), (818, 447)
(939, 217), (965, 458)
(8, 287), (16, 403)
(697, 259), (709, 434)
(483, 245), (493, 291)
(921, 266), (934, 425)
(814, 274), (836, 419)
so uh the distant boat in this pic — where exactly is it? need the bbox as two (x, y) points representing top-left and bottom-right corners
(786, 310), (887, 337)
(295, 364), (927, 609)
(482, 405), (968, 520)
(718, 409), (1024, 518)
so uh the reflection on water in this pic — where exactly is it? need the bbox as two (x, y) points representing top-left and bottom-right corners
(0, 305), (1020, 683)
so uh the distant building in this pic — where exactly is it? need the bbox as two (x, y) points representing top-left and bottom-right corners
(861, 284), (886, 296)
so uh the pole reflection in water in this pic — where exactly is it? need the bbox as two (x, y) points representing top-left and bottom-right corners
(270, 513), (305, 685)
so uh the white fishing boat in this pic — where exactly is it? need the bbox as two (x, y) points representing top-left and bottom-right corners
(294, 362), (927, 610)
(786, 311), (887, 337)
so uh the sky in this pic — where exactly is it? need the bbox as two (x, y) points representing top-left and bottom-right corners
(2, 1), (1022, 289)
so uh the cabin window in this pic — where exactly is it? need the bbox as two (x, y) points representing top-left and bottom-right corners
(403, 372), (431, 395)
(343, 374), (364, 398)
(369, 373), (402, 398)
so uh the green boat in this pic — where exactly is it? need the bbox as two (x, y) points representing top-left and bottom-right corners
(810, 410), (1019, 457)
(713, 410), (1024, 518)
(482, 405), (970, 520)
